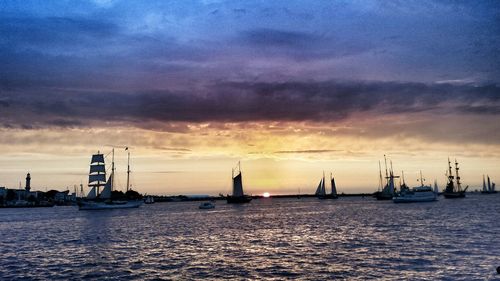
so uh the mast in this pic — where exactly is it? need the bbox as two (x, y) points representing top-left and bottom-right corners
(455, 159), (461, 192)
(378, 161), (383, 191)
(112, 148), (115, 192)
(401, 170), (406, 187)
(419, 170), (424, 188)
(126, 147), (130, 192)
(384, 155), (389, 185)
(89, 151), (106, 195)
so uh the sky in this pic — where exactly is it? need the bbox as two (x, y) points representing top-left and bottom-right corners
(0, 0), (499, 195)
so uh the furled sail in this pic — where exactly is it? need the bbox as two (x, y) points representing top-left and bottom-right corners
(86, 186), (97, 199)
(232, 171), (244, 197)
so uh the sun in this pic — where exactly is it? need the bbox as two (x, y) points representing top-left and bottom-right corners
(263, 192), (271, 198)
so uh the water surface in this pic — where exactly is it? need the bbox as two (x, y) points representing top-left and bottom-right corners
(1, 194), (499, 280)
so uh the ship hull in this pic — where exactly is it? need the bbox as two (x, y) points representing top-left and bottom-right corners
(374, 191), (393, 200)
(317, 194), (338, 199)
(393, 193), (437, 203)
(443, 192), (466, 199)
(226, 195), (252, 204)
(78, 200), (142, 210)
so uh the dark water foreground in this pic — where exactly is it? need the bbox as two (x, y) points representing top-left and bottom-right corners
(0, 194), (499, 280)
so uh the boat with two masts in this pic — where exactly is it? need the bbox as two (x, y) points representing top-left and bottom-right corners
(443, 158), (468, 199)
(393, 171), (437, 203)
(315, 172), (338, 199)
(374, 156), (399, 200)
(481, 175), (497, 194)
(78, 148), (142, 210)
(226, 162), (252, 204)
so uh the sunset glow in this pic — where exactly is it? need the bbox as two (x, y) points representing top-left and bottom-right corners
(0, 1), (499, 195)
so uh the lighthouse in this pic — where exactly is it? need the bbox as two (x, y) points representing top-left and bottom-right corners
(25, 173), (31, 192)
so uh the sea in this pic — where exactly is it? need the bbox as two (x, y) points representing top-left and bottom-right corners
(0, 194), (499, 280)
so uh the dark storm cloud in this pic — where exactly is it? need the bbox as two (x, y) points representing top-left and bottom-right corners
(1, 80), (499, 129)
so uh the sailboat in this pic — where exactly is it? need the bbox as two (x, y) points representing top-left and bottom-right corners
(78, 149), (143, 210)
(374, 156), (399, 200)
(481, 175), (497, 194)
(226, 162), (252, 204)
(315, 172), (338, 199)
(443, 158), (468, 199)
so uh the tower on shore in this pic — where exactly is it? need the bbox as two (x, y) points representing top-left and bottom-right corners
(25, 173), (31, 192)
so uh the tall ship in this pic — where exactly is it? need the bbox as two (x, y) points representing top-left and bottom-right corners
(374, 156), (399, 200)
(226, 162), (252, 204)
(315, 172), (338, 199)
(78, 148), (143, 210)
(393, 171), (438, 203)
(481, 175), (497, 194)
(443, 158), (468, 199)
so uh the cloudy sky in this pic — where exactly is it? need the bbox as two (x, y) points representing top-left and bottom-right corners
(1, 0), (499, 195)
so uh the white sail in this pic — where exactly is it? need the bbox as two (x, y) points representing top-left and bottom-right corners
(86, 186), (97, 199)
(100, 177), (112, 199)
(232, 171), (244, 197)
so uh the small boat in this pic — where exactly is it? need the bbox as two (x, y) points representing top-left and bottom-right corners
(199, 202), (215, 209)
(481, 175), (497, 194)
(226, 162), (252, 204)
(144, 196), (155, 204)
(443, 158), (468, 199)
(393, 171), (437, 203)
(78, 148), (143, 210)
(315, 172), (338, 199)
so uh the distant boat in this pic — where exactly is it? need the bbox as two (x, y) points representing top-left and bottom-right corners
(226, 162), (252, 204)
(393, 171), (437, 203)
(144, 196), (155, 204)
(78, 149), (143, 210)
(481, 175), (497, 194)
(315, 172), (338, 199)
(443, 158), (468, 199)
(374, 156), (399, 200)
(199, 201), (215, 209)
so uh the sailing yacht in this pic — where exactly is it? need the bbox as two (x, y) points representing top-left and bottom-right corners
(481, 175), (497, 194)
(374, 156), (399, 200)
(443, 158), (468, 198)
(78, 149), (142, 210)
(392, 171), (438, 203)
(226, 162), (252, 204)
(315, 172), (338, 199)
